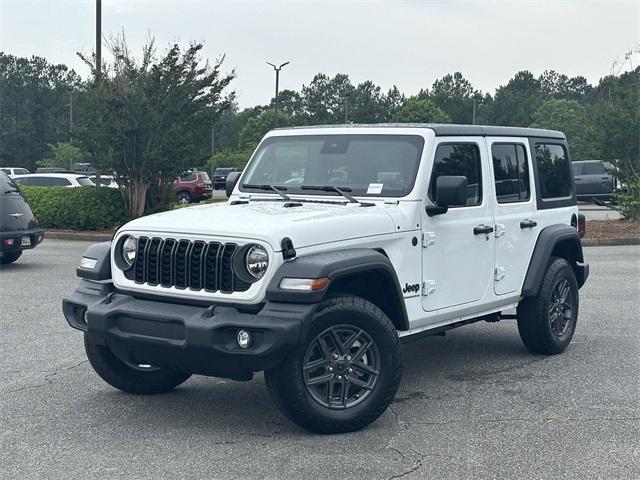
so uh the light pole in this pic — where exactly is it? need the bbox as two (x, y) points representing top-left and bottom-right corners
(96, 0), (102, 78)
(266, 61), (290, 108)
(68, 87), (74, 143)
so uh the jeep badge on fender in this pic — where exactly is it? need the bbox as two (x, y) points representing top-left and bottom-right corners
(63, 124), (589, 434)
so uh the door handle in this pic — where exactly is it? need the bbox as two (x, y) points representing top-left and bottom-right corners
(520, 219), (538, 229)
(601, 177), (610, 180)
(473, 224), (494, 235)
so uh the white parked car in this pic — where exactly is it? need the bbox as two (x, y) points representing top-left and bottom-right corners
(13, 173), (94, 187)
(89, 175), (119, 188)
(63, 124), (589, 434)
(0, 167), (30, 177)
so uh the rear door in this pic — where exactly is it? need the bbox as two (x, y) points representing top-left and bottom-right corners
(583, 161), (613, 196)
(488, 137), (539, 295)
(421, 137), (495, 312)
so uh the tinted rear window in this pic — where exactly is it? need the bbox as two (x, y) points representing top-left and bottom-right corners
(535, 144), (573, 199)
(179, 173), (197, 182)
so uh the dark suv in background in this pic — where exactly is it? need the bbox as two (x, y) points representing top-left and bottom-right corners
(212, 167), (238, 190)
(173, 171), (213, 204)
(573, 160), (617, 201)
(0, 172), (44, 264)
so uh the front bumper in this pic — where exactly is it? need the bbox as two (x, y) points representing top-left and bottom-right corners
(62, 279), (316, 380)
(0, 228), (44, 253)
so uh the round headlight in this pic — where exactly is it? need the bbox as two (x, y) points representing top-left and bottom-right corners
(122, 236), (137, 267)
(245, 245), (269, 279)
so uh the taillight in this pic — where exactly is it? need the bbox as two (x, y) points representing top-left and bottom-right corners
(577, 213), (586, 238)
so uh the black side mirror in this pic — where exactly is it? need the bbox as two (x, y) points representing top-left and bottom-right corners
(426, 175), (468, 217)
(226, 171), (241, 197)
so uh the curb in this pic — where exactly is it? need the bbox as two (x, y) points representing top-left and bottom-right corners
(582, 237), (640, 247)
(45, 230), (113, 242)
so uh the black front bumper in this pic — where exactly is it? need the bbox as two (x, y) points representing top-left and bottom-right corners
(0, 228), (44, 252)
(62, 280), (316, 380)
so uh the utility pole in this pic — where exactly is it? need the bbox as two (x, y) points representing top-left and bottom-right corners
(96, 0), (102, 78)
(266, 61), (290, 109)
(472, 97), (476, 125)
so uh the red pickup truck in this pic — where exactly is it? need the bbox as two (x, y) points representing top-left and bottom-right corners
(173, 171), (213, 204)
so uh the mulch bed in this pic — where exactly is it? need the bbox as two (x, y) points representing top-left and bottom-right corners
(584, 219), (640, 240)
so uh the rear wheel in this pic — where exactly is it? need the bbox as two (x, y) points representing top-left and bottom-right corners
(84, 334), (191, 394)
(0, 251), (22, 264)
(517, 257), (579, 355)
(265, 295), (402, 434)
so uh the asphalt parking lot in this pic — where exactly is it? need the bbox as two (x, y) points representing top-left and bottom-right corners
(1, 240), (638, 479)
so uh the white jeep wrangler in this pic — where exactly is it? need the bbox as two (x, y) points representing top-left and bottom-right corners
(63, 124), (589, 433)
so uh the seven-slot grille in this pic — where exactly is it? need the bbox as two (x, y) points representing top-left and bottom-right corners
(127, 236), (251, 293)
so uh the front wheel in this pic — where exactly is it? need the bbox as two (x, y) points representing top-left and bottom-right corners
(265, 295), (402, 434)
(84, 334), (191, 394)
(517, 257), (579, 355)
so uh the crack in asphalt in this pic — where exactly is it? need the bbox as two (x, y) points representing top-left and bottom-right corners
(0, 359), (88, 402)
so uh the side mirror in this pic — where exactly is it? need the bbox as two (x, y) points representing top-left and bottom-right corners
(226, 171), (241, 197)
(426, 175), (468, 216)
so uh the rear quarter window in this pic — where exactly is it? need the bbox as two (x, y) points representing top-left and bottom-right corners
(534, 144), (573, 199)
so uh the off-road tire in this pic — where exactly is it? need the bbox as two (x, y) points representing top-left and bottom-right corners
(0, 251), (22, 264)
(517, 257), (579, 355)
(84, 333), (191, 394)
(265, 295), (402, 434)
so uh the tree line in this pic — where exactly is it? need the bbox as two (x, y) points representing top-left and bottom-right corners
(0, 37), (638, 217)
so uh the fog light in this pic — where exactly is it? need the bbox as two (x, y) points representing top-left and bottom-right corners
(237, 330), (251, 349)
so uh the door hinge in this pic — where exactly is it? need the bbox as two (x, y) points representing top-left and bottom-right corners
(422, 280), (436, 296)
(494, 267), (506, 282)
(422, 232), (436, 248)
(494, 224), (506, 238)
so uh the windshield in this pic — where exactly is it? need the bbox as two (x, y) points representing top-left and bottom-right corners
(240, 134), (425, 197)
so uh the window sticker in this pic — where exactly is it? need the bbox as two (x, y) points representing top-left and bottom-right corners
(366, 183), (384, 195)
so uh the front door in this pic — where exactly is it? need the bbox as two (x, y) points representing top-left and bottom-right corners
(421, 138), (495, 312)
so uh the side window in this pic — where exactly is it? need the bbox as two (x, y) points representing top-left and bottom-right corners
(492, 143), (530, 203)
(428, 143), (482, 206)
(179, 172), (197, 182)
(535, 144), (572, 199)
(49, 177), (71, 186)
(1, 168), (10, 175)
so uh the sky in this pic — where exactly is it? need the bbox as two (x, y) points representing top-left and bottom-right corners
(1, 0), (638, 107)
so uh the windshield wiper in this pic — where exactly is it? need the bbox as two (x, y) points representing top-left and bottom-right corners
(242, 184), (290, 201)
(3, 189), (20, 194)
(300, 185), (373, 206)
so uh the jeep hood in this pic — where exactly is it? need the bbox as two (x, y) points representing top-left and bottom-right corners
(120, 201), (399, 250)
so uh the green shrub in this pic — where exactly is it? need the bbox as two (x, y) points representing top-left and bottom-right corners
(613, 181), (640, 221)
(20, 186), (129, 230)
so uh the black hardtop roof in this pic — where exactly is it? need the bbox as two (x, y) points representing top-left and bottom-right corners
(275, 123), (565, 139)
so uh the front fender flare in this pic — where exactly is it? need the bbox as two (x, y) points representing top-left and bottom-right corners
(266, 248), (409, 330)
